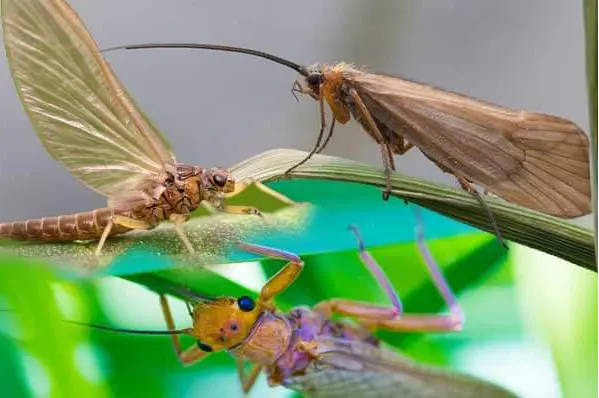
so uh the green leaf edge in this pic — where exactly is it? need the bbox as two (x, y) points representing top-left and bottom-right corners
(231, 149), (595, 271)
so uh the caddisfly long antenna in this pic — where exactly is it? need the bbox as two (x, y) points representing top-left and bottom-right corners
(101, 43), (309, 76)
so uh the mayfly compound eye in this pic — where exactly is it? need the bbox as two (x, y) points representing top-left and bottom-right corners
(212, 174), (228, 188)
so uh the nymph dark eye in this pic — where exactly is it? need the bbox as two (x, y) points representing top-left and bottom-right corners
(197, 341), (213, 352)
(212, 174), (227, 188)
(237, 296), (255, 312)
(307, 73), (322, 86)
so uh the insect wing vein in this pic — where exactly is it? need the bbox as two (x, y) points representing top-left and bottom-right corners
(346, 70), (591, 217)
(284, 337), (517, 398)
(1, 0), (177, 204)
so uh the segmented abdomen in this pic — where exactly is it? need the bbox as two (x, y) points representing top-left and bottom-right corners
(0, 208), (133, 242)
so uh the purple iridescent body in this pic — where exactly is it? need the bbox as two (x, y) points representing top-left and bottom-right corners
(230, 307), (517, 397)
(231, 306), (379, 386)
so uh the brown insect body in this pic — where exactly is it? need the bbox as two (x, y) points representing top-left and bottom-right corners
(102, 42), (591, 218)
(0, 165), (234, 242)
(231, 311), (294, 367)
(307, 62), (590, 217)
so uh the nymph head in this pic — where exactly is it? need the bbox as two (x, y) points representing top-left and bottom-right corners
(191, 295), (261, 353)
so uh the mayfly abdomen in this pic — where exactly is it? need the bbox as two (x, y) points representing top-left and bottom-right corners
(0, 208), (133, 242)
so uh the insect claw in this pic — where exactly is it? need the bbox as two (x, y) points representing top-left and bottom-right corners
(290, 88), (300, 102)
(347, 225), (365, 252)
(382, 190), (391, 201)
(246, 207), (263, 218)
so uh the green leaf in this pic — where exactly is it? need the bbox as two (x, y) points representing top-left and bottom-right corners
(231, 149), (595, 271)
(0, 259), (109, 397)
(584, 0), (598, 260)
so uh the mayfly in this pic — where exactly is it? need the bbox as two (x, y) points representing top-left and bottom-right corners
(102, 42), (591, 219)
(74, 228), (518, 397)
(0, 0), (292, 256)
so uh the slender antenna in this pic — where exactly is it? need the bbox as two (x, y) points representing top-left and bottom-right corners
(67, 320), (191, 335)
(101, 43), (308, 76)
(170, 285), (214, 304)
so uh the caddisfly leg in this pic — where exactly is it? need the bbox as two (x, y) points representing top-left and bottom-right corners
(455, 175), (506, 249)
(348, 88), (395, 201)
(285, 82), (329, 175)
(290, 80), (319, 101)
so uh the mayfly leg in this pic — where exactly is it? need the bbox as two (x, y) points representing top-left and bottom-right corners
(203, 179), (299, 217)
(94, 215), (154, 257)
(168, 214), (196, 254)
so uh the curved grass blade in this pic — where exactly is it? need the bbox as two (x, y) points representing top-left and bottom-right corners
(584, 0), (598, 260)
(231, 149), (595, 271)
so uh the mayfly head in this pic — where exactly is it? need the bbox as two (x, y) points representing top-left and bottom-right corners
(191, 295), (260, 353)
(203, 168), (236, 194)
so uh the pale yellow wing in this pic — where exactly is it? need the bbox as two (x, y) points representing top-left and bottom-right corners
(1, 0), (176, 205)
(284, 337), (518, 398)
(347, 70), (591, 218)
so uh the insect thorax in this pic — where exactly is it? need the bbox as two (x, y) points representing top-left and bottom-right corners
(230, 312), (293, 366)
(265, 307), (380, 385)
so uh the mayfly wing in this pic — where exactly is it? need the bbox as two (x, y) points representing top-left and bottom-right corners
(1, 0), (177, 206)
(284, 337), (517, 398)
(346, 71), (591, 218)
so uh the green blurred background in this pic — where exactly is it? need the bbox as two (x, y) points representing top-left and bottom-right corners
(0, 192), (596, 398)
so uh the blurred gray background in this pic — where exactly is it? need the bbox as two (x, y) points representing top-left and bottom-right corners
(0, 0), (591, 226)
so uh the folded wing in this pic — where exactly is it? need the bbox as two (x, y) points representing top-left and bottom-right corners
(348, 71), (591, 218)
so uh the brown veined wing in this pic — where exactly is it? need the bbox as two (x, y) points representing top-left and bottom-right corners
(283, 337), (518, 398)
(347, 70), (591, 218)
(1, 0), (176, 206)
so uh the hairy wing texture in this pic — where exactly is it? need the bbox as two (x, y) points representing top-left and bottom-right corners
(284, 338), (517, 398)
(2, 0), (176, 204)
(347, 70), (591, 217)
